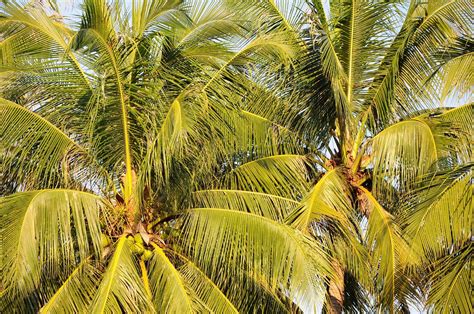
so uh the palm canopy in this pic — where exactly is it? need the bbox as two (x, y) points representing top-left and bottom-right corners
(0, 0), (472, 313)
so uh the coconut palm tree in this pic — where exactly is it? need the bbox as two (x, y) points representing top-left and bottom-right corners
(1, 0), (332, 312)
(0, 0), (472, 313)
(227, 0), (473, 312)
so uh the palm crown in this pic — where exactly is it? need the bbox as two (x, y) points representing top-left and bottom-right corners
(1, 0), (472, 313)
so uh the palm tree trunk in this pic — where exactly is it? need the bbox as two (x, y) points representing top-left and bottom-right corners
(327, 262), (344, 314)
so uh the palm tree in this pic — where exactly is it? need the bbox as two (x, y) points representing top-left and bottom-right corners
(0, 1), (472, 313)
(1, 0), (332, 312)
(227, 0), (472, 312)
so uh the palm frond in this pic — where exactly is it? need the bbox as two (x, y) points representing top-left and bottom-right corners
(1, 189), (102, 303)
(309, 0), (345, 82)
(236, 76), (333, 154)
(141, 98), (195, 188)
(72, 20), (136, 201)
(0, 1), (91, 89)
(360, 187), (418, 311)
(176, 247), (294, 313)
(370, 119), (438, 204)
(393, 0), (473, 117)
(191, 99), (312, 182)
(437, 103), (474, 134)
(257, 0), (309, 34)
(80, 0), (115, 38)
(148, 243), (201, 312)
(90, 236), (153, 313)
(307, 1), (350, 147)
(229, 107), (307, 158)
(0, 97), (110, 191)
(181, 207), (332, 310)
(439, 52), (473, 102)
(332, 1), (392, 106)
(0, 98), (79, 188)
(285, 168), (353, 229)
(192, 189), (299, 222)
(174, 250), (239, 313)
(403, 164), (472, 259)
(223, 154), (316, 198)
(202, 31), (298, 88)
(176, 0), (242, 48)
(425, 244), (472, 314)
(364, 0), (472, 129)
(40, 261), (100, 313)
(130, 0), (185, 38)
(433, 103), (474, 163)
(365, 1), (420, 129)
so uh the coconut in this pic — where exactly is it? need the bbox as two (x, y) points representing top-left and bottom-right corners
(143, 249), (153, 261)
(134, 233), (144, 245)
(132, 243), (145, 255)
(100, 233), (111, 248)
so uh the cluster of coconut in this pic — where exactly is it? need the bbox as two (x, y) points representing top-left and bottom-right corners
(100, 232), (154, 260)
(128, 234), (154, 260)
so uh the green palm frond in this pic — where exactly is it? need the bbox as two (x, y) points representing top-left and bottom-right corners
(1, 98), (81, 188)
(40, 261), (100, 313)
(175, 245), (294, 313)
(0, 98), (111, 191)
(90, 236), (153, 313)
(404, 164), (472, 259)
(360, 187), (418, 312)
(192, 189), (299, 221)
(433, 103), (474, 163)
(357, 0), (473, 130)
(285, 168), (353, 229)
(141, 97), (196, 188)
(181, 207), (332, 310)
(235, 76), (333, 154)
(176, 0), (242, 48)
(189, 86), (315, 179)
(439, 52), (473, 103)
(129, 0), (185, 38)
(371, 108), (472, 206)
(202, 31), (298, 84)
(1, 189), (102, 303)
(226, 107), (307, 158)
(364, 1), (419, 128)
(176, 253), (239, 313)
(0, 2), (91, 90)
(425, 244), (472, 314)
(80, 0), (115, 39)
(72, 8), (147, 203)
(223, 154), (315, 198)
(161, 1), (247, 66)
(402, 165), (472, 313)
(148, 244), (200, 312)
(255, 0), (309, 34)
(309, 0), (345, 82)
(421, 105), (473, 165)
(393, 0), (473, 116)
(370, 119), (438, 204)
(306, 1), (350, 151)
(437, 103), (474, 134)
(332, 1), (394, 106)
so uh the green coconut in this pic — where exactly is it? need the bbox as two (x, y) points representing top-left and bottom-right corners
(134, 233), (144, 245)
(132, 243), (145, 255)
(100, 233), (111, 248)
(143, 249), (153, 261)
